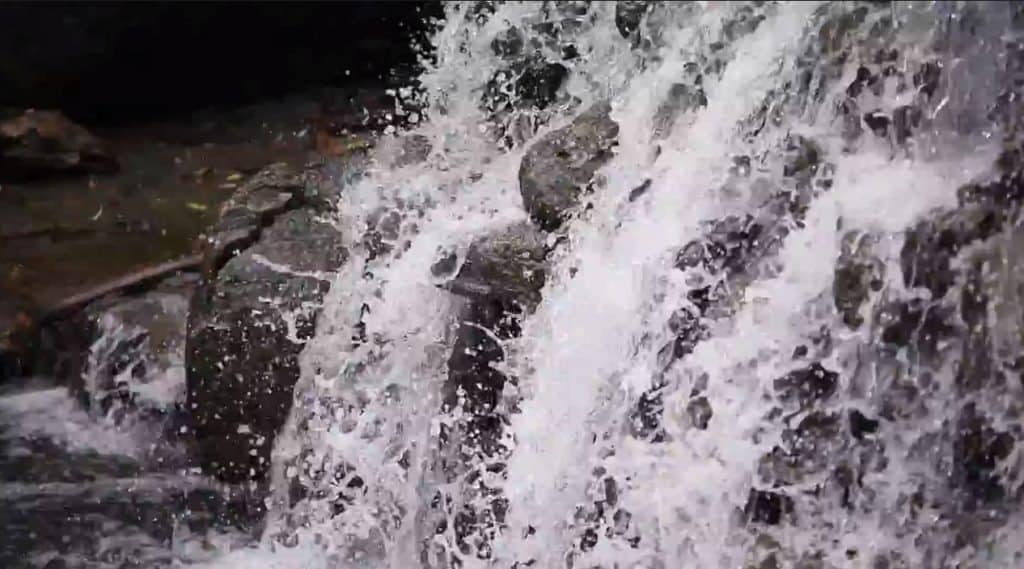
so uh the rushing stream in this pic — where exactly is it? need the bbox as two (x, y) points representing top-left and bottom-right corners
(5, 2), (1024, 568)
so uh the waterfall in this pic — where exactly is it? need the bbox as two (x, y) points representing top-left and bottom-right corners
(201, 2), (1023, 567)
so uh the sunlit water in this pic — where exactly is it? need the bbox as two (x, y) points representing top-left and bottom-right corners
(5, 2), (1024, 568)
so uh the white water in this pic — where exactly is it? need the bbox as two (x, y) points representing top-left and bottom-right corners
(8, 2), (1022, 568)
(197, 2), (1024, 568)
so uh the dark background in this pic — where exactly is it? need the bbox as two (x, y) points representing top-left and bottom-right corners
(0, 2), (441, 125)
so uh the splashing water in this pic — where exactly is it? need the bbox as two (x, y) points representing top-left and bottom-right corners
(206, 2), (1024, 568)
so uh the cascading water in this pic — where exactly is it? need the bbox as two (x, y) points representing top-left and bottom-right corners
(158, 2), (1024, 567)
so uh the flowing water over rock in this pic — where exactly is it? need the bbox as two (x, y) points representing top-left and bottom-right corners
(6, 2), (1024, 568)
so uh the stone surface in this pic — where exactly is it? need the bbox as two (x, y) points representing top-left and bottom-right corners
(198, 163), (306, 277)
(901, 158), (1023, 300)
(0, 109), (118, 181)
(26, 272), (197, 413)
(427, 221), (551, 559)
(518, 102), (619, 230)
(484, 57), (569, 115)
(652, 80), (707, 139)
(615, 1), (651, 40)
(833, 231), (884, 328)
(187, 177), (347, 482)
(636, 136), (831, 441)
(73, 278), (195, 415)
(439, 222), (548, 309)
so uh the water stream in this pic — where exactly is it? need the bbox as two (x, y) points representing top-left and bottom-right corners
(4, 2), (1024, 568)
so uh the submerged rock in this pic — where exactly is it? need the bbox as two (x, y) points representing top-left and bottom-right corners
(519, 102), (619, 230)
(0, 109), (118, 181)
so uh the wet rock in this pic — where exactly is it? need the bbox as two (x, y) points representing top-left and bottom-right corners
(817, 6), (869, 56)
(187, 174), (347, 482)
(492, 26), (525, 58)
(745, 489), (794, 526)
(430, 222), (551, 557)
(631, 382), (669, 443)
(482, 52), (572, 147)
(644, 170), (828, 439)
(759, 411), (848, 486)
(892, 105), (922, 145)
(658, 305), (707, 367)
(901, 156), (1024, 301)
(686, 396), (713, 430)
(901, 208), (998, 299)
(782, 135), (821, 181)
(0, 473), (259, 568)
(879, 300), (954, 360)
(198, 163), (316, 277)
(652, 82), (707, 139)
(845, 66), (874, 99)
(913, 60), (942, 99)
(721, 4), (767, 43)
(439, 222), (548, 309)
(848, 409), (880, 440)
(773, 363), (838, 407)
(0, 109), (118, 181)
(863, 110), (891, 137)
(615, 1), (651, 39)
(73, 278), (195, 415)
(483, 56), (569, 115)
(519, 101), (619, 230)
(443, 301), (514, 421)
(628, 178), (652, 202)
(433, 295), (523, 560)
(676, 207), (792, 287)
(953, 404), (1015, 504)
(833, 231), (883, 328)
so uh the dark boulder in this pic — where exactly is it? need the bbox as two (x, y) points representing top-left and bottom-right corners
(773, 363), (839, 408)
(519, 102), (619, 230)
(0, 109), (118, 181)
(898, 148), (1024, 300)
(72, 277), (195, 416)
(482, 54), (571, 146)
(186, 164), (347, 483)
(438, 222), (548, 309)
(615, 2), (651, 40)
(427, 222), (551, 558)
(198, 163), (308, 277)
(484, 56), (569, 114)
(745, 489), (794, 526)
